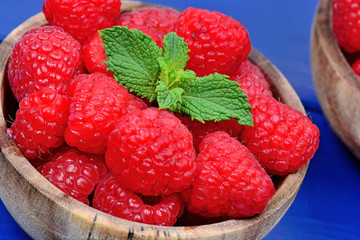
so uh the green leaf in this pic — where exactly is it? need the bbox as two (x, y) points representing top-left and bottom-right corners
(158, 32), (190, 88)
(156, 81), (184, 110)
(174, 73), (253, 126)
(99, 26), (163, 101)
(162, 32), (189, 71)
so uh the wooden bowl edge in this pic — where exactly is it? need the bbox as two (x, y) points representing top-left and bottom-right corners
(310, 0), (360, 159)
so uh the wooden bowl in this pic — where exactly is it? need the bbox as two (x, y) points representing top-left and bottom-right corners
(311, 0), (360, 159)
(0, 1), (309, 239)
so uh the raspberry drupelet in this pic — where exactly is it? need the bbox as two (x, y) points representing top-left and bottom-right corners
(105, 107), (198, 196)
(184, 131), (275, 218)
(7, 26), (83, 102)
(93, 173), (184, 226)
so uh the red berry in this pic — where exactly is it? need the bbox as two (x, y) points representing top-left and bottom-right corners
(185, 131), (275, 218)
(175, 7), (251, 76)
(64, 72), (147, 154)
(240, 95), (320, 175)
(93, 173), (184, 226)
(43, 0), (121, 44)
(332, 0), (360, 52)
(127, 25), (164, 47)
(7, 26), (83, 102)
(176, 114), (243, 152)
(352, 58), (360, 77)
(125, 91), (149, 113)
(38, 147), (108, 204)
(115, 7), (180, 36)
(7, 88), (70, 159)
(82, 32), (113, 76)
(229, 60), (273, 98)
(105, 107), (198, 196)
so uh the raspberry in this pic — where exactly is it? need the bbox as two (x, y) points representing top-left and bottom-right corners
(7, 26), (83, 102)
(7, 88), (70, 159)
(229, 60), (273, 98)
(240, 95), (320, 175)
(82, 32), (113, 76)
(176, 114), (243, 152)
(38, 147), (108, 204)
(115, 7), (180, 36)
(184, 131), (275, 218)
(175, 7), (251, 76)
(105, 107), (198, 196)
(332, 0), (360, 52)
(64, 72), (147, 154)
(126, 25), (164, 47)
(93, 173), (184, 226)
(125, 92), (149, 113)
(352, 58), (360, 77)
(43, 0), (121, 44)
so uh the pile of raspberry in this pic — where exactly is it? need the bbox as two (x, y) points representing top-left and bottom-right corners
(6, 0), (320, 226)
(332, 0), (360, 76)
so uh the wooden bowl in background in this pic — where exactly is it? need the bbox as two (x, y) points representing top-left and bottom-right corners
(311, 0), (360, 160)
(0, 1), (309, 239)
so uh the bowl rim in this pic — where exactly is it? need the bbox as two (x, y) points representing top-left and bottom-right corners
(0, 1), (309, 239)
(312, 0), (360, 90)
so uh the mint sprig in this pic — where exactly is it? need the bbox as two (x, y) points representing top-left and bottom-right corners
(100, 27), (253, 126)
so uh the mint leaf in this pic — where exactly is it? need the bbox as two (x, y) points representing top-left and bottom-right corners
(162, 32), (189, 71)
(158, 32), (190, 88)
(156, 81), (184, 109)
(174, 73), (253, 126)
(99, 26), (163, 101)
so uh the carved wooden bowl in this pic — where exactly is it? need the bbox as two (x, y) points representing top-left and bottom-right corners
(0, 1), (309, 239)
(311, 0), (360, 159)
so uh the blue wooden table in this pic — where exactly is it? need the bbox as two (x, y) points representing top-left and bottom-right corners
(1, 1), (360, 239)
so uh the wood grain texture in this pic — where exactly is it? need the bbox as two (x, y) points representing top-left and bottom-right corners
(0, 1), (308, 239)
(311, 0), (360, 159)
